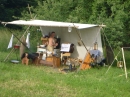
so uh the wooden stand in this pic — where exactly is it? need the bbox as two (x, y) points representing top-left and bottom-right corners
(61, 52), (71, 64)
(21, 52), (61, 67)
(80, 53), (92, 70)
(39, 56), (61, 67)
(61, 53), (71, 59)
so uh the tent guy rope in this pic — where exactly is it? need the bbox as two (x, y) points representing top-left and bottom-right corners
(3, 14), (37, 62)
(3, 26), (31, 62)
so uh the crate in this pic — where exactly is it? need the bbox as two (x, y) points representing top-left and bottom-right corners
(40, 56), (61, 67)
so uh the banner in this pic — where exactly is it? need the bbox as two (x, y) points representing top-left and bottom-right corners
(7, 34), (13, 49)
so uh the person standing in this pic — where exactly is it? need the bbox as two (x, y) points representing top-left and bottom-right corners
(46, 32), (58, 53)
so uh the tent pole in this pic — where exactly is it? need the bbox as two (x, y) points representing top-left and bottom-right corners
(73, 24), (91, 71)
(102, 29), (115, 58)
(73, 24), (104, 71)
(7, 29), (30, 49)
(105, 49), (121, 74)
(27, 4), (33, 19)
(4, 48), (15, 62)
(101, 28), (108, 63)
(73, 24), (89, 52)
(121, 47), (128, 79)
(88, 27), (101, 50)
(3, 26), (31, 62)
(3, 13), (37, 62)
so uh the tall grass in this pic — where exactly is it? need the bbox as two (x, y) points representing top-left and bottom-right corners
(0, 28), (11, 51)
(0, 27), (41, 59)
(0, 28), (24, 61)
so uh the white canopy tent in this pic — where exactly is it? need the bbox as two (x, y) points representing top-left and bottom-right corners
(2, 20), (104, 59)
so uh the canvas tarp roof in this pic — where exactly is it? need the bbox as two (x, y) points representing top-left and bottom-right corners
(2, 20), (98, 29)
(1, 19), (104, 59)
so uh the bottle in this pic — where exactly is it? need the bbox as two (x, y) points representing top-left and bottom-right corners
(69, 64), (72, 71)
(42, 52), (46, 60)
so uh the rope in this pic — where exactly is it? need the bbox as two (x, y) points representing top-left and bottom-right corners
(3, 26), (31, 62)
(105, 49), (121, 74)
(88, 27), (101, 50)
(72, 24), (91, 71)
(101, 28), (108, 62)
(6, 28), (31, 52)
(72, 23), (89, 52)
(101, 28), (115, 57)
(3, 14), (37, 62)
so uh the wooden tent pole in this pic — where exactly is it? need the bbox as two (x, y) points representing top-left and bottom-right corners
(101, 28), (108, 64)
(105, 49), (121, 74)
(4, 48), (15, 62)
(72, 24), (89, 52)
(3, 10), (37, 62)
(73, 24), (103, 70)
(121, 47), (128, 79)
(28, 4), (33, 19)
(3, 26), (31, 62)
(72, 24), (90, 70)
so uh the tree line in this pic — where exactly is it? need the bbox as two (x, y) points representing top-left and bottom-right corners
(0, 0), (130, 48)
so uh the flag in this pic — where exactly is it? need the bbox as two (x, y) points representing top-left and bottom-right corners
(7, 34), (13, 49)
(26, 33), (30, 48)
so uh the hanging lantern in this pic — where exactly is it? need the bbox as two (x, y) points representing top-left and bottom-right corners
(37, 29), (41, 32)
(117, 61), (123, 68)
(68, 25), (72, 32)
(94, 42), (98, 50)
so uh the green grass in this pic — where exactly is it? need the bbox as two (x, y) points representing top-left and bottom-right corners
(1, 28), (130, 97)
(0, 28), (11, 51)
(0, 57), (130, 97)
(0, 27), (40, 52)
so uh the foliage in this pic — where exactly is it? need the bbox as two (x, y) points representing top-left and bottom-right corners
(0, 0), (130, 48)
(20, 0), (130, 48)
(31, 0), (94, 23)
(0, 0), (37, 22)
(1, 1), (130, 96)
(89, 0), (130, 48)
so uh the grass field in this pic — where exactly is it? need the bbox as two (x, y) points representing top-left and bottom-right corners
(0, 58), (130, 97)
(0, 28), (130, 97)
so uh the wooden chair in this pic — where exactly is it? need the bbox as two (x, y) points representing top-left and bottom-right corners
(61, 52), (71, 64)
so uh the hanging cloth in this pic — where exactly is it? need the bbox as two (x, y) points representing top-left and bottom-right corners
(7, 34), (14, 49)
(26, 33), (30, 48)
